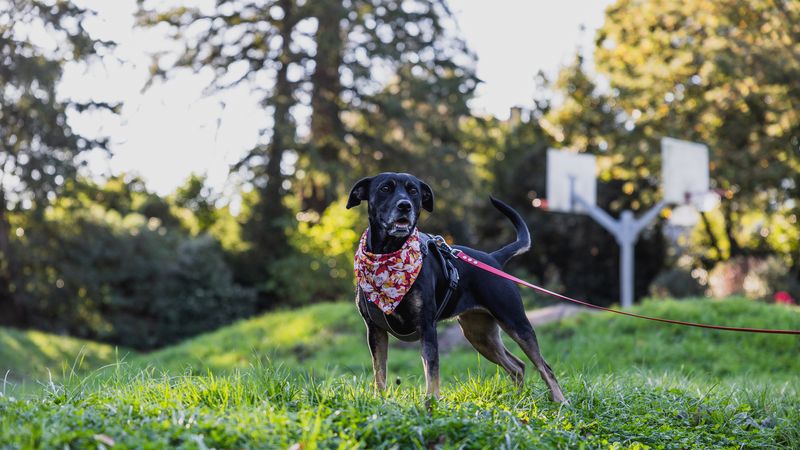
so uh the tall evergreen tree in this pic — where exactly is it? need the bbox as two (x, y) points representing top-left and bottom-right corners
(141, 0), (478, 298)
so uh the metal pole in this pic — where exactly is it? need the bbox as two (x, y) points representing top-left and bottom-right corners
(620, 236), (634, 309)
(619, 210), (635, 309)
(571, 193), (666, 309)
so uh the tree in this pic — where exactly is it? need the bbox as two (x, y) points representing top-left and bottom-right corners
(594, 0), (800, 261)
(171, 174), (219, 233)
(140, 0), (478, 303)
(296, 0), (478, 215)
(0, 0), (112, 324)
(13, 176), (256, 349)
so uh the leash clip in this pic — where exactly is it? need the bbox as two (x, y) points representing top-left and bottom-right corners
(432, 235), (460, 257)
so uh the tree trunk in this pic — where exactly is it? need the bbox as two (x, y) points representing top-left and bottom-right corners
(305, 0), (346, 213)
(238, 0), (297, 300)
(259, 0), (296, 254)
(720, 200), (742, 259)
(0, 187), (22, 326)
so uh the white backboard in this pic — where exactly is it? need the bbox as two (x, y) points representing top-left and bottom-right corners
(546, 149), (596, 213)
(661, 137), (710, 207)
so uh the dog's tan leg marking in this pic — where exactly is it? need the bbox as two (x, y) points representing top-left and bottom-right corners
(367, 326), (389, 391)
(419, 326), (440, 398)
(458, 310), (526, 387)
(421, 355), (440, 398)
(502, 325), (567, 403)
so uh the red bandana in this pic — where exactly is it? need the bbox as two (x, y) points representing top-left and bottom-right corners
(354, 228), (423, 314)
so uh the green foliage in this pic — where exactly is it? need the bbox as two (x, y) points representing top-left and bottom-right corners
(649, 267), (705, 299)
(2, 298), (799, 448)
(139, 0), (479, 307)
(267, 198), (362, 305)
(12, 179), (257, 350)
(170, 174), (220, 235)
(594, 0), (800, 260)
(0, 1), (111, 206)
(0, 0), (116, 323)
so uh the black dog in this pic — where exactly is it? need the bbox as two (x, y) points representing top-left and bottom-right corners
(347, 172), (566, 402)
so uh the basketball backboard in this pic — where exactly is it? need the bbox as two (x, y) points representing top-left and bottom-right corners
(546, 149), (596, 213)
(661, 137), (710, 209)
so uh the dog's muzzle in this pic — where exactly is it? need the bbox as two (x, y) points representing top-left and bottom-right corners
(387, 216), (414, 237)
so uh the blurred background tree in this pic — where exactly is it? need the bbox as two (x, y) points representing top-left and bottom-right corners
(595, 0), (800, 265)
(14, 176), (256, 349)
(0, 0), (113, 325)
(139, 0), (479, 305)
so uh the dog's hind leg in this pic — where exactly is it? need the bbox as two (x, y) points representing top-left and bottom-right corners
(366, 323), (389, 391)
(500, 322), (567, 403)
(458, 310), (526, 388)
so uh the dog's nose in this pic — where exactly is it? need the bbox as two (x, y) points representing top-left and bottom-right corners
(397, 200), (412, 212)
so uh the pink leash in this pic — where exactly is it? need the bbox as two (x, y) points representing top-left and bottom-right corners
(452, 250), (800, 335)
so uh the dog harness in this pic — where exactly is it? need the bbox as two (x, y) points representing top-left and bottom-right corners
(356, 229), (460, 341)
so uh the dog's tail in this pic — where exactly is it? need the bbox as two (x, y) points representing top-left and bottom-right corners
(489, 197), (531, 267)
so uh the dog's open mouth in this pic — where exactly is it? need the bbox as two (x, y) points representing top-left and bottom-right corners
(389, 218), (413, 235)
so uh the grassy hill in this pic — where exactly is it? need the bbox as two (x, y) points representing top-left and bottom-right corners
(1, 297), (799, 448)
(0, 327), (134, 389)
(139, 297), (800, 383)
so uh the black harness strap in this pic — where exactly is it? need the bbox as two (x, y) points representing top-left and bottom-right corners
(364, 234), (460, 341)
(428, 235), (460, 321)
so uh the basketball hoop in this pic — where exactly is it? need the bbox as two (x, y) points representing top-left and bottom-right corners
(544, 137), (717, 308)
(545, 149), (596, 213)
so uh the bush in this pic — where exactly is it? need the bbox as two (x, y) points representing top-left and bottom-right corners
(103, 233), (258, 349)
(649, 267), (705, 299)
(15, 210), (257, 350)
(266, 198), (360, 306)
(708, 255), (795, 301)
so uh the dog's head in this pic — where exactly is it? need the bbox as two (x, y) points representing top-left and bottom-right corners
(347, 172), (433, 239)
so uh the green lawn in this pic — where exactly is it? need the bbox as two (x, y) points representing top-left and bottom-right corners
(1, 297), (799, 448)
(0, 327), (134, 390)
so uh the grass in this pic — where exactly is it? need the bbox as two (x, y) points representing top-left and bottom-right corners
(1, 297), (799, 448)
(0, 327), (134, 390)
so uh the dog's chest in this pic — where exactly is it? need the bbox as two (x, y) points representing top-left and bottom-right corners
(393, 288), (423, 319)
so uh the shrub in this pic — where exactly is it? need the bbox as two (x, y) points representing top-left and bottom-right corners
(649, 267), (705, 299)
(267, 198), (361, 306)
(708, 255), (795, 301)
(15, 210), (257, 350)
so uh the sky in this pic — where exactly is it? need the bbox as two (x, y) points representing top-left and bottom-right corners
(63, 0), (615, 196)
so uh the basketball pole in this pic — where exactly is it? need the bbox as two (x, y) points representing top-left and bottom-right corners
(569, 176), (666, 309)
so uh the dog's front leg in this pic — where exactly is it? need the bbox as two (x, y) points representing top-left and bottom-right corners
(366, 323), (389, 391)
(420, 322), (440, 398)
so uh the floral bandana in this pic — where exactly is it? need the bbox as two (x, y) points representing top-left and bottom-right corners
(354, 228), (423, 314)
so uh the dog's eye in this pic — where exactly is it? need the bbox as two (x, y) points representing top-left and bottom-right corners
(408, 187), (418, 195)
(380, 185), (391, 193)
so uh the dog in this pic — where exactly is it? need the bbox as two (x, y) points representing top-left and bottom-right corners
(347, 172), (566, 403)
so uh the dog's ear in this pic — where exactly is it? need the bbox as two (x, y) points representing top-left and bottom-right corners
(346, 177), (373, 209)
(420, 180), (434, 212)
